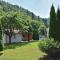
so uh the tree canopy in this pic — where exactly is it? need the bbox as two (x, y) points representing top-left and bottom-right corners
(0, 0), (45, 44)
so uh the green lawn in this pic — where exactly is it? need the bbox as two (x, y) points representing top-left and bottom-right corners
(0, 41), (45, 60)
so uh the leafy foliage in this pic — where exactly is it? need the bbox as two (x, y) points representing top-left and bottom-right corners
(0, 0), (45, 44)
(38, 38), (60, 56)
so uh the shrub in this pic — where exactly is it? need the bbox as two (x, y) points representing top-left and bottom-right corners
(38, 38), (60, 56)
(0, 41), (3, 51)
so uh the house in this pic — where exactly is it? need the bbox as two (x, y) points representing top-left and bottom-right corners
(3, 29), (32, 44)
(23, 32), (32, 41)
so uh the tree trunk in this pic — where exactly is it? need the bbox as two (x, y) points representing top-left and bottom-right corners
(9, 27), (13, 44)
(28, 34), (30, 42)
(9, 36), (11, 44)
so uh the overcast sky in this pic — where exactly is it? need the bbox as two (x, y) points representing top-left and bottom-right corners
(3, 0), (60, 18)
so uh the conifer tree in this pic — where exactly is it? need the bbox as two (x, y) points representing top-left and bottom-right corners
(49, 4), (56, 39)
(56, 7), (60, 40)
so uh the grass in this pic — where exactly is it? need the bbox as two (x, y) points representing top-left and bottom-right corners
(0, 41), (45, 60)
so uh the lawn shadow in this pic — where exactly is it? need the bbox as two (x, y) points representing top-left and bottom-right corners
(0, 52), (3, 56)
(4, 40), (38, 50)
(38, 54), (60, 60)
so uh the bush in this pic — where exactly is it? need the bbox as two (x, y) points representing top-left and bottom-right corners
(38, 38), (60, 56)
(0, 41), (3, 51)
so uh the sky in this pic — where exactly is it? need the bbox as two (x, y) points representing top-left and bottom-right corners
(3, 0), (60, 18)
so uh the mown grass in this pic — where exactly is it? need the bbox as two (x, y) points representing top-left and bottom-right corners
(0, 41), (45, 60)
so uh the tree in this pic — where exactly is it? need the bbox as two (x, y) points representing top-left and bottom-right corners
(38, 16), (40, 21)
(21, 19), (33, 41)
(40, 27), (47, 36)
(31, 20), (41, 40)
(31, 13), (34, 20)
(0, 20), (3, 51)
(1, 12), (21, 44)
(56, 7), (60, 40)
(49, 4), (56, 39)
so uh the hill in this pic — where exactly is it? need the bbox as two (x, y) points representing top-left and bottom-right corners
(0, 0), (41, 21)
(0, 0), (49, 27)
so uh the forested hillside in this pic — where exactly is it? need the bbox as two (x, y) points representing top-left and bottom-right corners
(0, 0), (41, 21)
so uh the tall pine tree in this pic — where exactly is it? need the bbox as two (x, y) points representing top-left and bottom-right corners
(49, 4), (57, 39)
(56, 7), (60, 40)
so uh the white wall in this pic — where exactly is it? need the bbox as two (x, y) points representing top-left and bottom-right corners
(39, 35), (45, 40)
(3, 34), (23, 44)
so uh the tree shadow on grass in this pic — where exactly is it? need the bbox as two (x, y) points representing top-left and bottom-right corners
(38, 53), (60, 60)
(0, 52), (3, 56)
(4, 40), (38, 50)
